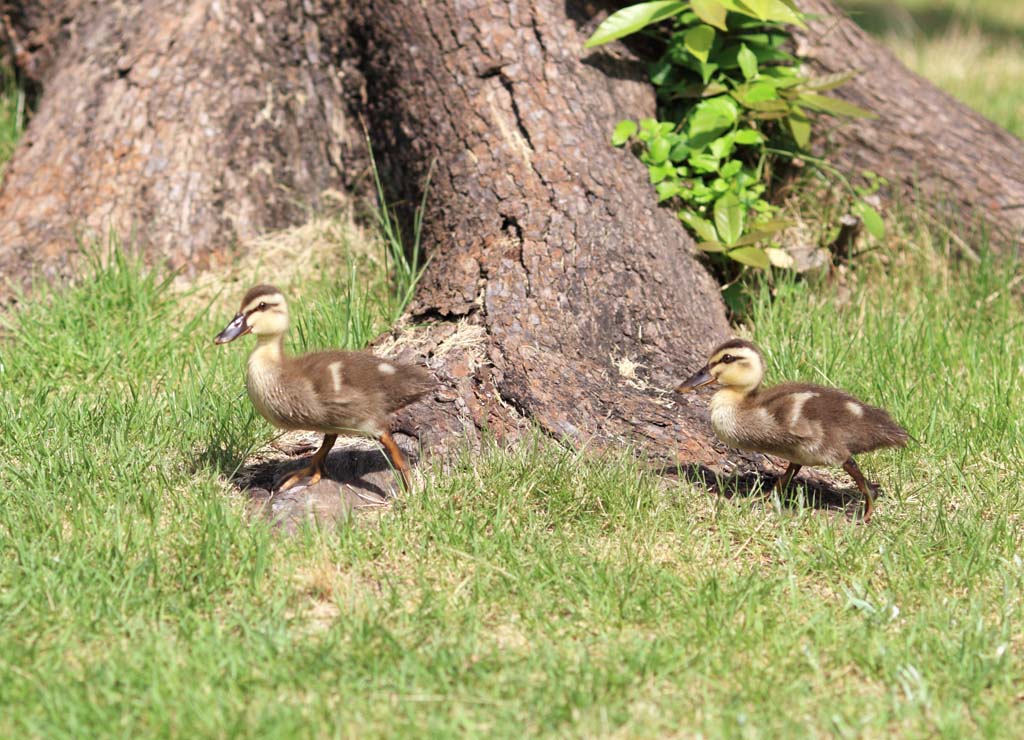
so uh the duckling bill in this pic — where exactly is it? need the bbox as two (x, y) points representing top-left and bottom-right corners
(676, 339), (908, 521)
(215, 284), (433, 492)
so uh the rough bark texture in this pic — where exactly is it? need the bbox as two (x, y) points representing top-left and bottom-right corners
(0, 0), (368, 293)
(796, 0), (1024, 243)
(349, 0), (732, 467)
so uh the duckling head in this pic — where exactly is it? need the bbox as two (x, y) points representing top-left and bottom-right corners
(214, 284), (290, 344)
(675, 339), (764, 395)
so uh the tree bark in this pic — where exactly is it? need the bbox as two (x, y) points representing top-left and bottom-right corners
(350, 0), (731, 467)
(795, 0), (1024, 244)
(0, 0), (368, 291)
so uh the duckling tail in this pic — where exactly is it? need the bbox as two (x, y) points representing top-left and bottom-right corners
(851, 405), (910, 454)
(385, 362), (436, 411)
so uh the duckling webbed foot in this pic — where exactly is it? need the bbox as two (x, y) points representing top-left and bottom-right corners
(842, 457), (874, 522)
(277, 433), (338, 491)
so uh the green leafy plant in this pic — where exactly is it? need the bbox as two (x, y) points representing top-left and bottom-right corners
(586, 0), (879, 269)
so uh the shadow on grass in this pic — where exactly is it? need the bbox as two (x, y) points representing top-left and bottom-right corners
(659, 460), (875, 519)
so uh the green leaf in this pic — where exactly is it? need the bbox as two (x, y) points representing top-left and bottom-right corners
(656, 180), (681, 201)
(731, 229), (776, 246)
(749, 219), (792, 233)
(714, 193), (745, 245)
(787, 107), (811, 148)
(687, 96), (739, 145)
(697, 240), (728, 253)
(747, 109), (789, 121)
(690, 0), (729, 30)
(669, 140), (691, 161)
(720, 159), (743, 178)
(853, 201), (886, 239)
(802, 71), (856, 93)
(798, 93), (878, 119)
(688, 153), (720, 173)
(733, 128), (764, 145)
(727, 246), (771, 268)
(648, 161), (675, 183)
(732, 82), (787, 111)
(742, 81), (780, 102)
(741, 98), (789, 113)
(678, 210), (719, 242)
(738, 44), (759, 80)
(648, 137), (671, 163)
(649, 58), (674, 85)
(684, 25), (716, 63)
(709, 134), (735, 160)
(736, 0), (805, 27)
(611, 120), (638, 146)
(584, 1), (687, 48)
(698, 60), (720, 85)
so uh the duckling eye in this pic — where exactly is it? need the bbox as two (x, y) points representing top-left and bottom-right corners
(721, 354), (735, 364)
(258, 302), (267, 311)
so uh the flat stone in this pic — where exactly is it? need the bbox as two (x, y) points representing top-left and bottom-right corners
(237, 433), (416, 533)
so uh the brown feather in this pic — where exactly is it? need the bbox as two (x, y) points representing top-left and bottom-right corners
(247, 347), (433, 437)
(740, 381), (908, 465)
(241, 284), (282, 308)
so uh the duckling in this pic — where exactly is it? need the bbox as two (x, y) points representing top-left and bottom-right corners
(675, 339), (907, 520)
(214, 284), (433, 492)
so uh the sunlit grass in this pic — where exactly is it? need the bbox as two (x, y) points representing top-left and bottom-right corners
(2, 206), (1023, 736)
(838, 0), (1024, 137)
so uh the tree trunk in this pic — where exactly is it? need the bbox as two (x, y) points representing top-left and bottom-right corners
(0, 0), (368, 291)
(350, 0), (731, 468)
(795, 0), (1024, 244)
(2, 0), (1023, 481)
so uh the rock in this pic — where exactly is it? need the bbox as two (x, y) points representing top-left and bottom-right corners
(237, 433), (416, 533)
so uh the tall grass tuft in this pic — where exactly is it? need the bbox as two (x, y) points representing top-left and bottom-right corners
(367, 140), (431, 323)
(0, 60), (26, 174)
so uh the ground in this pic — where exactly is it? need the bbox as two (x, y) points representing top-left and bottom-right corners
(1, 3), (1023, 737)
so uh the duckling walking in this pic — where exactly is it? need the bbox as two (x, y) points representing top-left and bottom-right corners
(215, 285), (433, 492)
(676, 339), (907, 521)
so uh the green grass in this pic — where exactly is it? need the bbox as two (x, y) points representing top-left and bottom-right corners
(2, 215), (1023, 736)
(838, 0), (1024, 137)
(0, 61), (25, 175)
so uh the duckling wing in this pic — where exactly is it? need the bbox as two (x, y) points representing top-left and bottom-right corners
(757, 382), (831, 440)
(287, 350), (433, 431)
(330, 351), (434, 412)
(757, 382), (908, 463)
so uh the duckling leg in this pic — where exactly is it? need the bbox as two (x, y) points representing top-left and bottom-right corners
(278, 434), (338, 491)
(842, 457), (874, 522)
(776, 463), (802, 492)
(378, 431), (412, 491)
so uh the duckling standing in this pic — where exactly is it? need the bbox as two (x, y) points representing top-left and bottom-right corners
(215, 285), (433, 492)
(675, 339), (907, 520)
